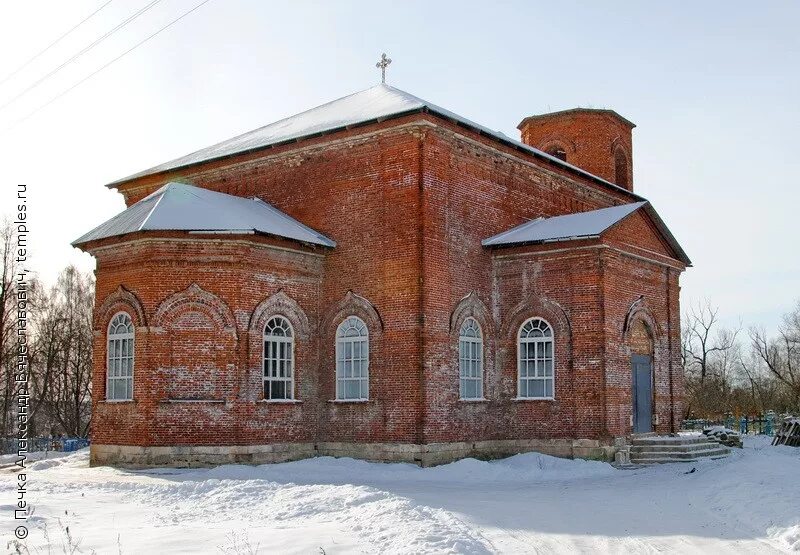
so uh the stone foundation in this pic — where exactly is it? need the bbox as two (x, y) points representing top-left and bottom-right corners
(90, 438), (619, 468)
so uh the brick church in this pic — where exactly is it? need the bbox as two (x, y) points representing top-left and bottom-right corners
(75, 84), (690, 467)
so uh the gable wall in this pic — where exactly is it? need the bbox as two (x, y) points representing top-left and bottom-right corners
(604, 211), (676, 261)
(601, 250), (683, 436)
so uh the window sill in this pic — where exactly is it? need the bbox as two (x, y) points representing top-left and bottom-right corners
(257, 399), (302, 404)
(100, 399), (136, 404)
(327, 399), (371, 404)
(458, 398), (489, 403)
(512, 397), (555, 402)
(161, 399), (225, 404)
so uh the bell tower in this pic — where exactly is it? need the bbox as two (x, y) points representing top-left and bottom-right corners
(518, 108), (636, 191)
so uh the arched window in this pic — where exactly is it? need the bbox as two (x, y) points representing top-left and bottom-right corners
(336, 316), (369, 400)
(459, 318), (483, 399)
(107, 312), (134, 401)
(264, 316), (294, 400)
(518, 318), (554, 399)
(614, 148), (629, 188)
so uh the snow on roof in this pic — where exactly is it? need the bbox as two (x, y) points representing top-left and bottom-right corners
(73, 182), (336, 248)
(482, 202), (647, 247)
(107, 85), (640, 199)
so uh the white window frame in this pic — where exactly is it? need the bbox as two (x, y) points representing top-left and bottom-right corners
(458, 317), (484, 400)
(106, 312), (134, 401)
(517, 318), (555, 400)
(263, 315), (295, 401)
(335, 316), (369, 401)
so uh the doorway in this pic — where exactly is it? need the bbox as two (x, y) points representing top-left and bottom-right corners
(631, 354), (653, 433)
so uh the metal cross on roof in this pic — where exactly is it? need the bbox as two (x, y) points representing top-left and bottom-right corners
(376, 53), (392, 84)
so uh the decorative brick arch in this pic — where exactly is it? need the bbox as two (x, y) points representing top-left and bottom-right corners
(612, 143), (631, 188)
(243, 290), (312, 402)
(319, 291), (383, 403)
(623, 299), (666, 361)
(449, 291), (494, 401)
(449, 291), (492, 337)
(500, 294), (573, 401)
(538, 138), (573, 161)
(248, 290), (311, 340)
(321, 290), (383, 335)
(503, 294), (572, 346)
(622, 297), (662, 341)
(610, 137), (629, 155)
(153, 283), (237, 338)
(94, 285), (146, 330)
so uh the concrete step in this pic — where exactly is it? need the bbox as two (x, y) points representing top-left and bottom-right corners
(628, 454), (730, 464)
(620, 434), (732, 466)
(630, 447), (730, 461)
(626, 435), (731, 465)
(630, 442), (722, 453)
(631, 435), (709, 446)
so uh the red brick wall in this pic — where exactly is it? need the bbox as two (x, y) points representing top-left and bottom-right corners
(88, 115), (684, 453)
(600, 249), (683, 436)
(91, 236), (325, 447)
(605, 210), (677, 262)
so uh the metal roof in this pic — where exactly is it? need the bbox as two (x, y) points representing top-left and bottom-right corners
(72, 182), (336, 248)
(481, 202), (691, 266)
(106, 84), (641, 199)
(517, 108), (636, 130)
(481, 201), (692, 266)
(482, 203), (645, 247)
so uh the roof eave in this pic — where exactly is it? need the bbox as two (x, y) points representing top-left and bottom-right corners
(105, 105), (644, 201)
(641, 204), (692, 267)
(516, 108), (637, 130)
(72, 228), (336, 252)
(482, 234), (601, 249)
(481, 201), (690, 267)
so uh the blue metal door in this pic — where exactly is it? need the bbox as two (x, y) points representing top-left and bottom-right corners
(632, 354), (653, 433)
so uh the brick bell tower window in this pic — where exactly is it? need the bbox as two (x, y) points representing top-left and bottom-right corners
(336, 316), (369, 400)
(518, 318), (554, 399)
(263, 316), (294, 400)
(614, 148), (629, 188)
(459, 318), (484, 399)
(545, 146), (567, 162)
(107, 312), (134, 401)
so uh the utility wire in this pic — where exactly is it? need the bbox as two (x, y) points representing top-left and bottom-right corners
(0, 0), (115, 88)
(6, 0), (215, 131)
(0, 0), (162, 112)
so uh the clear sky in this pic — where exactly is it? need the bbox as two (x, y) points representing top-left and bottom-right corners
(1, 1), (797, 333)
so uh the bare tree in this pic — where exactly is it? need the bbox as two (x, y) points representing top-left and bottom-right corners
(683, 301), (740, 383)
(35, 267), (94, 437)
(750, 301), (800, 407)
(0, 222), (20, 436)
(0, 247), (95, 438)
(682, 300), (741, 418)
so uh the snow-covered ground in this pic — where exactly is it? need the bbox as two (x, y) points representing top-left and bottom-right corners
(2, 435), (798, 554)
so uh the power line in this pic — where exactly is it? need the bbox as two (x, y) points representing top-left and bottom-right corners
(6, 0), (215, 131)
(0, 0), (162, 113)
(0, 0), (115, 88)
